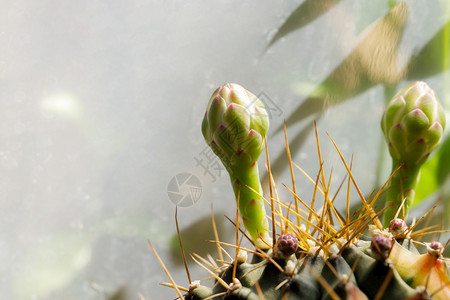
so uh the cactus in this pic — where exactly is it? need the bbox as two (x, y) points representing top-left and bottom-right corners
(154, 82), (449, 300)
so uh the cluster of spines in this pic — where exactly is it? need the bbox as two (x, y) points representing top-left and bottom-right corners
(152, 125), (449, 300)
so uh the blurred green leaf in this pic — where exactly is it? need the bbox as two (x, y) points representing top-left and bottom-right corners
(437, 133), (450, 185)
(275, 1), (409, 135)
(407, 20), (450, 80)
(413, 152), (440, 205)
(269, 2), (409, 181)
(413, 133), (450, 207)
(268, 0), (341, 48)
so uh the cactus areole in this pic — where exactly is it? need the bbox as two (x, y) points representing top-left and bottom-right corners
(201, 83), (271, 249)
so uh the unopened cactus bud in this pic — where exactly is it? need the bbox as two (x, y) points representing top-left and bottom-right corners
(275, 233), (298, 258)
(381, 81), (446, 226)
(389, 218), (408, 238)
(202, 83), (269, 169)
(381, 81), (446, 165)
(427, 241), (443, 257)
(371, 235), (393, 262)
(202, 83), (271, 248)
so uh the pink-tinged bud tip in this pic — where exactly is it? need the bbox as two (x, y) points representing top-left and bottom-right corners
(371, 235), (392, 262)
(427, 241), (443, 257)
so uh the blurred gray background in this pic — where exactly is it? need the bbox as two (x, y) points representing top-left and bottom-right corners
(1, 0), (449, 299)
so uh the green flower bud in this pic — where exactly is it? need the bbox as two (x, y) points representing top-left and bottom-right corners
(381, 81), (446, 167)
(381, 81), (446, 226)
(202, 84), (269, 169)
(202, 83), (271, 249)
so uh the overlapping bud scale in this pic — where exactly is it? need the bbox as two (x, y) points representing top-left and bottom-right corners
(381, 81), (446, 166)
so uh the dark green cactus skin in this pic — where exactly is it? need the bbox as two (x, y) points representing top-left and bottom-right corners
(319, 256), (358, 300)
(186, 238), (449, 300)
(342, 245), (415, 299)
(251, 258), (290, 299)
(185, 285), (213, 300)
(212, 261), (265, 295)
(223, 287), (260, 300)
(288, 255), (324, 300)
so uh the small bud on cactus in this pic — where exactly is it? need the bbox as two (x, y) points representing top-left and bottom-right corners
(371, 235), (393, 262)
(427, 241), (443, 257)
(202, 83), (271, 248)
(275, 233), (298, 258)
(381, 81), (446, 226)
(389, 218), (408, 238)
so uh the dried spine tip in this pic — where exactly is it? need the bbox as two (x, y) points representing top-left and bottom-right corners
(371, 235), (393, 262)
(236, 249), (248, 264)
(284, 260), (296, 276)
(189, 280), (201, 291)
(230, 278), (242, 291)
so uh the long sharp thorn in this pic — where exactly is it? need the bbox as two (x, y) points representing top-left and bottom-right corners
(374, 267), (393, 300)
(210, 204), (224, 264)
(405, 204), (439, 236)
(233, 188), (241, 281)
(327, 132), (382, 229)
(190, 253), (231, 290)
(393, 195), (408, 221)
(264, 136), (276, 247)
(148, 241), (184, 300)
(309, 262), (340, 300)
(270, 173), (284, 232)
(252, 273), (264, 300)
(324, 259), (340, 281)
(346, 155), (353, 232)
(175, 207), (191, 284)
(314, 121), (327, 192)
(160, 282), (190, 292)
(308, 162), (323, 233)
(284, 121), (301, 227)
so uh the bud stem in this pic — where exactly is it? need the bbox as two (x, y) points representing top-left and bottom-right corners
(382, 162), (420, 227)
(229, 162), (271, 249)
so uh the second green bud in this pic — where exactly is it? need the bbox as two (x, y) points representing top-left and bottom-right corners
(381, 81), (446, 226)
